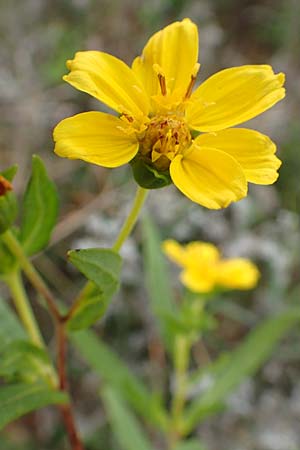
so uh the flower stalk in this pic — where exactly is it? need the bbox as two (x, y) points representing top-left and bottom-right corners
(112, 186), (148, 252)
(170, 335), (191, 445)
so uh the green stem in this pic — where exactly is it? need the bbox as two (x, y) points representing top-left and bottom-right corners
(169, 335), (191, 446)
(2, 230), (61, 320)
(6, 271), (44, 348)
(5, 270), (58, 388)
(112, 186), (148, 252)
(67, 186), (148, 318)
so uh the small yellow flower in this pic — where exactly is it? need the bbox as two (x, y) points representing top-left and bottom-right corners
(54, 19), (285, 209)
(163, 239), (259, 293)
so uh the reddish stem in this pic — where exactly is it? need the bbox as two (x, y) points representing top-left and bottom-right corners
(57, 320), (85, 450)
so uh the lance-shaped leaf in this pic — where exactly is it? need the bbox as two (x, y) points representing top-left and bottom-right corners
(142, 215), (175, 350)
(102, 386), (153, 450)
(20, 155), (58, 255)
(72, 330), (168, 431)
(174, 440), (207, 450)
(183, 307), (300, 433)
(67, 248), (122, 330)
(0, 383), (67, 430)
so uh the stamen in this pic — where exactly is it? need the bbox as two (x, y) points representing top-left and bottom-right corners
(122, 113), (134, 123)
(184, 63), (200, 99)
(153, 63), (167, 96)
(158, 73), (167, 96)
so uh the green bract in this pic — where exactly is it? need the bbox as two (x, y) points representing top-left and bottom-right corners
(0, 167), (18, 235)
(130, 156), (172, 189)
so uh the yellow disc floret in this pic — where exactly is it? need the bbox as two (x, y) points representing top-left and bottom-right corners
(138, 115), (192, 171)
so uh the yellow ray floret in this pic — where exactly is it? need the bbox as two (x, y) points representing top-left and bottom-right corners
(163, 240), (260, 293)
(53, 18), (285, 210)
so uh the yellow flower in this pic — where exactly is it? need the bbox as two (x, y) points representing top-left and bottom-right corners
(54, 19), (285, 209)
(163, 239), (259, 293)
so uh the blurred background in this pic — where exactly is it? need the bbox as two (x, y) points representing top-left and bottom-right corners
(1, 0), (300, 449)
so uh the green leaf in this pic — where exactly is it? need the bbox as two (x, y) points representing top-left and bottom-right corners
(0, 299), (26, 354)
(71, 330), (168, 431)
(174, 439), (207, 450)
(0, 383), (67, 429)
(20, 155), (58, 255)
(67, 248), (122, 330)
(0, 236), (17, 276)
(102, 386), (153, 450)
(0, 165), (18, 182)
(142, 215), (175, 349)
(0, 340), (51, 384)
(184, 308), (300, 433)
(0, 170), (18, 233)
(0, 301), (54, 385)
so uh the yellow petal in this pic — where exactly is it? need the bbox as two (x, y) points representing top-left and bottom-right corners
(195, 128), (281, 184)
(186, 65), (285, 131)
(217, 259), (260, 290)
(180, 266), (217, 293)
(132, 19), (198, 98)
(181, 242), (220, 292)
(162, 240), (187, 266)
(64, 51), (150, 119)
(170, 145), (247, 209)
(184, 242), (220, 264)
(53, 111), (139, 168)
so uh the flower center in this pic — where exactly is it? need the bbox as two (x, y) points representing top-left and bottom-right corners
(138, 115), (192, 171)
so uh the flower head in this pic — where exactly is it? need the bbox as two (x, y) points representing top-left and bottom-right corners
(54, 19), (285, 209)
(163, 239), (259, 293)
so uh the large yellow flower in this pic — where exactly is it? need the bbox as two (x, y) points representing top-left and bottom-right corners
(163, 239), (259, 293)
(54, 19), (285, 209)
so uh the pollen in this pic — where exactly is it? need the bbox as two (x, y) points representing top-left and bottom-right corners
(138, 115), (192, 171)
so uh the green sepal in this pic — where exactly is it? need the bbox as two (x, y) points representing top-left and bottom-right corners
(0, 193), (17, 235)
(67, 248), (122, 330)
(0, 166), (18, 235)
(130, 156), (172, 189)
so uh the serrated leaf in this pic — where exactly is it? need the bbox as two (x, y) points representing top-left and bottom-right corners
(0, 383), (67, 429)
(20, 155), (58, 255)
(67, 248), (122, 330)
(184, 308), (300, 433)
(71, 330), (168, 431)
(102, 386), (153, 450)
(142, 215), (175, 350)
